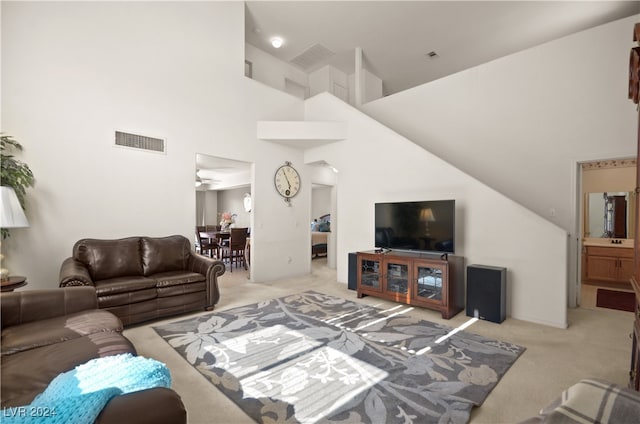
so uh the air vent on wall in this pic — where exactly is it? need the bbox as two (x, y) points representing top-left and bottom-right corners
(289, 43), (335, 70)
(114, 131), (166, 153)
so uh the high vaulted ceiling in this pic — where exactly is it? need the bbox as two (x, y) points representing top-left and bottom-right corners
(245, 1), (640, 96)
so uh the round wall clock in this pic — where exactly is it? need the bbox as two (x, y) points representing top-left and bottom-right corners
(274, 161), (301, 204)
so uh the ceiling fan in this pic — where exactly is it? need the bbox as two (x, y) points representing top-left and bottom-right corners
(195, 169), (220, 187)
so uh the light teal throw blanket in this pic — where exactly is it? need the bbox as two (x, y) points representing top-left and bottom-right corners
(2, 353), (171, 424)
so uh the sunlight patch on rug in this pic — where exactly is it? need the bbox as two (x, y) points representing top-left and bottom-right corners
(240, 343), (387, 423)
(202, 325), (322, 378)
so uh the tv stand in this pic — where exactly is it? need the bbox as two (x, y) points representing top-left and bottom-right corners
(356, 250), (464, 319)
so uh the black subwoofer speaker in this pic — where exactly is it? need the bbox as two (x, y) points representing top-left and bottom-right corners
(466, 265), (506, 323)
(348, 252), (358, 290)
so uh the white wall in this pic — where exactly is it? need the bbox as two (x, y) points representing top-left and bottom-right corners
(204, 191), (218, 226)
(195, 190), (218, 227)
(363, 14), (639, 234)
(252, 144), (312, 280)
(247, 43), (383, 107)
(245, 43), (308, 95)
(305, 93), (568, 328)
(217, 187), (251, 229)
(2, 2), (311, 288)
(309, 65), (349, 102)
(196, 191), (205, 226)
(308, 66), (331, 98)
(348, 68), (383, 104)
(311, 186), (332, 220)
(361, 14), (639, 308)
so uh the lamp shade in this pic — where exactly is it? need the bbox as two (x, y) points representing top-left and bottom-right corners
(420, 208), (435, 222)
(0, 186), (29, 228)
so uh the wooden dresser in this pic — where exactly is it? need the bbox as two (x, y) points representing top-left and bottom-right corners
(584, 245), (634, 285)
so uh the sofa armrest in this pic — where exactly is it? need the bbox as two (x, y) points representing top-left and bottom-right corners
(59, 257), (94, 287)
(187, 254), (225, 308)
(0, 287), (98, 329)
(96, 387), (187, 424)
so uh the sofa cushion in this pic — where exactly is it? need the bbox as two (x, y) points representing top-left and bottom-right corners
(74, 237), (143, 281)
(154, 271), (205, 288)
(94, 276), (157, 297)
(141, 236), (190, 276)
(1, 310), (122, 357)
(0, 331), (135, 408)
(157, 292), (206, 309)
(157, 282), (206, 299)
(98, 288), (158, 309)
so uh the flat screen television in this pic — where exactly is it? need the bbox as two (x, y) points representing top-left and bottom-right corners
(375, 200), (455, 253)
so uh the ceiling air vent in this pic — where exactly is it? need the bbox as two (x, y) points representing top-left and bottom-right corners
(114, 131), (166, 154)
(289, 43), (335, 70)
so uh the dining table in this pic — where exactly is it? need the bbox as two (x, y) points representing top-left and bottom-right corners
(199, 230), (230, 259)
(200, 230), (230, 243)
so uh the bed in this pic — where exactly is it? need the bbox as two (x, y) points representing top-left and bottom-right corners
(311, 214), (330, 258)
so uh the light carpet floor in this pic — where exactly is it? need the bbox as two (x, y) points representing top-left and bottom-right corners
(124, 259), (634, 424)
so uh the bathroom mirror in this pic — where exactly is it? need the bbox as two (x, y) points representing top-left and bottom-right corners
(584, 191), (635, 238)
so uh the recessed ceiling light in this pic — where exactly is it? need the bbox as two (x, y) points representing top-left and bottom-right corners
(271, 37), (283, 48)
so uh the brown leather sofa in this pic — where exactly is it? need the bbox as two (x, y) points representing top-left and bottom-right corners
(59, 235), (225, 326)
(0, 287), (187, 423)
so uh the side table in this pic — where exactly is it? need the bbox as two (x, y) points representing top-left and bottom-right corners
(1, 276), (27, 292)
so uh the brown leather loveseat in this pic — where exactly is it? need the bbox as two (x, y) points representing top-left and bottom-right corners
(0, 287), (187, 423)
(59, 235), (225, 326)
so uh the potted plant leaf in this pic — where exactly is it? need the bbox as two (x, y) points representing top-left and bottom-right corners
(1, 135), (35, 239)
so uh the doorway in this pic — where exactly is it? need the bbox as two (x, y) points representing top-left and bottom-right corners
(577, 158), (636, 309)
(196, 153), (253, 277)
(311, 184), (333, 270)
(308, 161), (338, 271)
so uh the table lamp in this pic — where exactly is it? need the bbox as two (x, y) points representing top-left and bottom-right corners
(420, 208), (435, 237)
(0, 186), (29, 281)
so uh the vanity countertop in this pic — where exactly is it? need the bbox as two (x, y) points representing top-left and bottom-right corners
(583, 238), (634, 248)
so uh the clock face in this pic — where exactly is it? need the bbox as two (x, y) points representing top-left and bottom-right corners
(274, 164), (301, 200)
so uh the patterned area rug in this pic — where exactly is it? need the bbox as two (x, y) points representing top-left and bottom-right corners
(153, 291), (525, 423)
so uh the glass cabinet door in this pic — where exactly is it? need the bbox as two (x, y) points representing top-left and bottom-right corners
(414, 263), (444, 305)
(359, 257), (382, 291)
(385, 261), (409, 296)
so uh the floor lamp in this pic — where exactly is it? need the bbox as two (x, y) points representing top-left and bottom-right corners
(0, 186), (29, 281)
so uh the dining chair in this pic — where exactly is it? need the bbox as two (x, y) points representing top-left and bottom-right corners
(195, 227), (217, 258)
(221, 227), (248, 272)
(205, 225), (225, 257)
